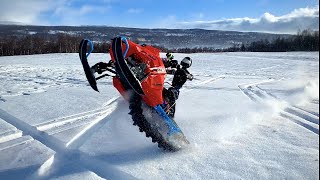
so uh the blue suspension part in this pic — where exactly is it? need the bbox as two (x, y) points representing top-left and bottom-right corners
(86, 39), (94, 58)
(154, 105), (181, 135)
(120, 36), (129, 58)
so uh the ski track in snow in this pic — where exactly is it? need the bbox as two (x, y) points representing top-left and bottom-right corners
(183, 75), (225, 92)
(0, 64), (113, 101)
(34, 97), (120, 134)
(28, 99), (138, 180)
(239, 81), (319, 135)
(0, 97), (138, 179)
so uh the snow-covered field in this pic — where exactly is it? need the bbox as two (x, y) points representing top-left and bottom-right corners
(0, 52), (318, 179)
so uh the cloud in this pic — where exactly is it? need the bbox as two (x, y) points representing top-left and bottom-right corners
(175, 6), (319, 34)
(127, 8), (143, 14)
(52, 4), (111, 25)
(156, 15), (177, 28)
(0, 0), (111, 25)
(53, 4), (110, 17)
(0, 0), (60, 24)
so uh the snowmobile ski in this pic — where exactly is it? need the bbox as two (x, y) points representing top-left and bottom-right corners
(79, 39), (99, 92)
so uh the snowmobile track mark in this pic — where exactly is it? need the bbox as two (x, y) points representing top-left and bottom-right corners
(239, 83), (319, 135)
(0, 135), (33, 151)
(65, 99), (119, 148)
(0, 96), (5, 102)
(0, 129), (22, 144)
(0, 99), (135, 179)
(35, 97), (120, 133)
(180, 76), (225, 93)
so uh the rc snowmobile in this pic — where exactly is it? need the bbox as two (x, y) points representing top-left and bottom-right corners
(79, 36), (189, 151)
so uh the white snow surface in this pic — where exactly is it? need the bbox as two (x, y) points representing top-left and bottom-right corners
(0, 52), (318, 179)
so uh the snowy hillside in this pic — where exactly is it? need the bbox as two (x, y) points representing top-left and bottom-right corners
(0, 52), (318, 179)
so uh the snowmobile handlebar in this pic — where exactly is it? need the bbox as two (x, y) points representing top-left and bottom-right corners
(187, 74), (194, 80)
(90, 61), (117, 81)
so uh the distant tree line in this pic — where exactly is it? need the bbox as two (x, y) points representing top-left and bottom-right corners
(0, 34), (110, 56)
(0, 29), (318, 56)
(168, 29), (319, 53)
(241, 29), (318, 52)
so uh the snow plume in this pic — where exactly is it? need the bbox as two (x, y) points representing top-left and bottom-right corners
(175, 6), (319, 34)
(283, 66), (319, 106)
(266, 99), (288, 114)
(213, 110), (261, 140)
(304, 79), (319, 100)
(213, 101), (286, 141)
(294, 78), (319, 106)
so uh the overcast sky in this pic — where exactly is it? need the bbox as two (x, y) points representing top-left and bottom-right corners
(0, 0), (318, 34)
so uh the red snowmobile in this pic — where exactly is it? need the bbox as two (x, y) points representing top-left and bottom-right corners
(79, 37), (189, 151)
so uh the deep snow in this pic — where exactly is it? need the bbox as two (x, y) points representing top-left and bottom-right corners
(0, 52), (318, 179)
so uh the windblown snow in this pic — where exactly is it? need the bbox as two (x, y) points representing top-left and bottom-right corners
(0, 52), (318, 179)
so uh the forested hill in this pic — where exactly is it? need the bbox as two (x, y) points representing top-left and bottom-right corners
(0, 25), (291, 49)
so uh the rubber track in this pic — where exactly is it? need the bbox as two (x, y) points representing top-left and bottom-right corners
(128, 93), (179, 151)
